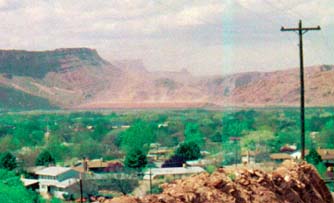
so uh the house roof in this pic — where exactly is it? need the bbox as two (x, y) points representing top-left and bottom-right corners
(317, 149), (334, 156)
(88, 159), (108, 168)
(148, 149), (172, 155)
(36, 166), (72, 176)
(21, 178), (39, 187)
(25, 166), (46, 173)
(304, 149), (334, 160)
(73, 160), (123, 172)
(87, 160), (123, 169)
(270, 153), (292, 160)
(143, 166), (205, 180)
(186, 159), (212, 166)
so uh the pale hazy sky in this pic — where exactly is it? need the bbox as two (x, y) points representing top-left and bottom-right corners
(0, 0), (333, 75)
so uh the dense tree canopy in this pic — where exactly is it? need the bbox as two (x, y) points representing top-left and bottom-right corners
(317, 119), (334, 148)
(175, 142), (201, 161)
(0, 108), (333, 166)
(0, 169), (37, 203)
(241, 130), (275, 152)
(121, 120), (155, 153)
(35, 150), (55, 166)
(0, 152), (16, 170)
(162, 155), (186, 168)
(184, 122), (204, 146)
(306, 148), (322, 165)
(124, 148), (147, 169)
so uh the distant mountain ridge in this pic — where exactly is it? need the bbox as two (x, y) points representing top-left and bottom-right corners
(0, 48), (108, 79)
(0, 48), (333, 110)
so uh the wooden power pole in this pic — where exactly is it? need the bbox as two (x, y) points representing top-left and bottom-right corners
(281, 20), (320, 160)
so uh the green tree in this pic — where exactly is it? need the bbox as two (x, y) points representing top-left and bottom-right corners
(35, 150), (55, 166)
(0, 169), (37, 203)
(184, 123), (204, 146)
(306, 148), (322, 165)
(73, 138), (104, 160)
(124, 148), (147, 169)
(121, 120), (155, 153)
(162, 155), (186, 167)
(96, 171), (139, 195)
(318, 119), (334, 148)
(0, 152), (16, 170)
(222, 141), (241, 165)
(0, 135), (17, 152)
(175, 142), (201, 161)
(241, 130), (275, 152)
(222, 110), (256, 140)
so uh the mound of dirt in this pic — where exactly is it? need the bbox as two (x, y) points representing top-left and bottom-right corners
(108, 161), (333, 203)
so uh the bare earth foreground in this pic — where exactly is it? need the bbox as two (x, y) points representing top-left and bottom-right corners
(107, 161), (333, 203)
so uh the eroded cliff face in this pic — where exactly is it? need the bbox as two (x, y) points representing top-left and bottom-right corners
(108, 161), (333, 203)
(0, 48), (107, 78)
(1, 48), (334, 109)
(0, 48), (118, 107)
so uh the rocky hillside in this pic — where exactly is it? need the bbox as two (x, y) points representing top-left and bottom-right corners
(109, 161), (333, 203)
(0, 84), (56, 110)
(0, 48), (334, 110)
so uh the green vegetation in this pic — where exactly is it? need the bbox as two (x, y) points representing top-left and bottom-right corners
(0, 169), (38, 202)
(124, 148), (147, 169)
(0, 107), (333, 199)
(306, 148), (322, 165)
(175, 142), (201, 161)
(0, 152), (17, 170)
(184, 123), (204, 146)
(150, 184), (163, 194)
(0, 107), (333, 169)
(35, 150), (56, 166)
(120, 120), (155, 153)
(0, 85), (57, 111)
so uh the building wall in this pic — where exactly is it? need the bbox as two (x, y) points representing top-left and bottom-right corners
(38, 169), (79, 196)
(57, 170), (79, 182)
(38, 169), (79, 182)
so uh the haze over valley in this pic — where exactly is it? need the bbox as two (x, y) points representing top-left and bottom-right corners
(0, 48), (333, 110)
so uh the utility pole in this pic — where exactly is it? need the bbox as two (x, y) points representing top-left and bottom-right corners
(149, 167), (152, 194)
(230, 137), (240, 168)
(79, 173), (83, 203)
(281, 20), (320, 160)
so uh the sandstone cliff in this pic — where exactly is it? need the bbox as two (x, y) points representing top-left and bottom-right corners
(1, 48), (334, 109)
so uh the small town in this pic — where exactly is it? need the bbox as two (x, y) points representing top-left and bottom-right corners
(0, 0), (334, 202)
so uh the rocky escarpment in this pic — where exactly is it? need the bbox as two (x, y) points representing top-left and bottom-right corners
(109, 161), (333, 203)
(1, 47), (334, 109)
(0, 48), (120, 108)
(0, 48), (108, 78)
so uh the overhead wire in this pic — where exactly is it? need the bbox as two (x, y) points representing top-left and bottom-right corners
(270, 0), (334, 65)
(262, 0), (334, 149)
(233, 0), (299, 69)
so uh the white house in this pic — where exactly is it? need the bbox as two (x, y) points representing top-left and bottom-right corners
(35, 166), (79, 198)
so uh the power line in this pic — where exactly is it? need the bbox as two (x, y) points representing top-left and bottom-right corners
(233, 1), (298, 61)
(271, 1), (334, 64)
(281, 20), (321, 160)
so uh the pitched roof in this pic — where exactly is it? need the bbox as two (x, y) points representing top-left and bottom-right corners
(143, 167), (205, 180)
(87, 160), (123, 169)
(270, 153), (292, 160)
(35, 166), (72, 176)
(317, 149), (334, 160)
(21, 178), (39, 187)
(304, 149), (334, 160)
